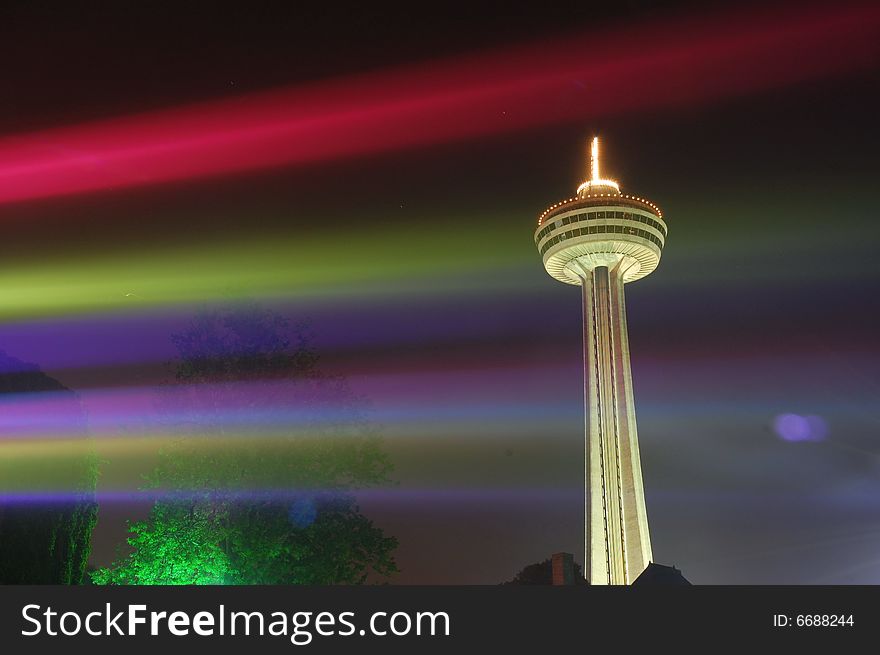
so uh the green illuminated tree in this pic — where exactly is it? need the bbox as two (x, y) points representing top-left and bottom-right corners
(93, 303), (397, 585)
(91, 502), (231, 585)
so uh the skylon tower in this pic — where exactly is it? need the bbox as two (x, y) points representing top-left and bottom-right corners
(534, 138), (666, 585)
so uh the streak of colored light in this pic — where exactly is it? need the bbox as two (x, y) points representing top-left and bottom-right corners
(0, 366), (863, 446)
(0, 379), (367, 438)
(0, 489), (582, 504)
(0, 217), (526, 321)
(0, 379), (851, 442)
(0, 188), (878, 323)
(0, 488), (876, 506)
(0, 4), (876, 206)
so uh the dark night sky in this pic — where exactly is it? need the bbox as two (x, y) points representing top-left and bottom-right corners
(0, 0), (878, 584)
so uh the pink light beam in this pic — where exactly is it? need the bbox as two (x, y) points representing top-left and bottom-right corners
(0, 3), (876, 207)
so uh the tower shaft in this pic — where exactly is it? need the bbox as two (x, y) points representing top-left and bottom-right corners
(579, 263), (652, 584)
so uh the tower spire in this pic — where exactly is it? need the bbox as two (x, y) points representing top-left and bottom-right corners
(590, 136), (600, 182)
(577, 135), (618, 196)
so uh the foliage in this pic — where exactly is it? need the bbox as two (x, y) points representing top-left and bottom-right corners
(0, 352), (98, 584)
(93, 303), (397, 585)
(93, 495), (396, 585)
(91, 502), (231, 585)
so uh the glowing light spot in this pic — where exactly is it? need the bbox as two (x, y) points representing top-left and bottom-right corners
(773, 413), (828, 442)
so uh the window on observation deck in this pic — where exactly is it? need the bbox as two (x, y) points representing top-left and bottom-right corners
(538, 222), (664, 256)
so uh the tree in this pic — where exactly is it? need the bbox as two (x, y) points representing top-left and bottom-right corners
(0, 352), (98, 584)
(94, 302), (397, 584)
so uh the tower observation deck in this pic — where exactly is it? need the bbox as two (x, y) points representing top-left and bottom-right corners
(534, 137), (666, 585)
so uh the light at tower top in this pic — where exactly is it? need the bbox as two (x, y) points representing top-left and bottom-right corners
(577, 136), (620, 196)
(534, 136), (666, 286)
